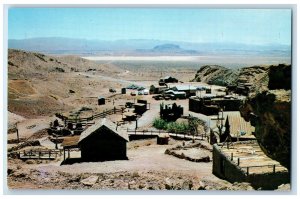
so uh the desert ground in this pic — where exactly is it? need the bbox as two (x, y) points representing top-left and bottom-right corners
(7, 51), (290, 191)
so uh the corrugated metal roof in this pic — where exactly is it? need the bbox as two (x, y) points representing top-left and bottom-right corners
(210, 111), (255, 139)
(78, 118), (129, 144)
(173, 85), (197, 91)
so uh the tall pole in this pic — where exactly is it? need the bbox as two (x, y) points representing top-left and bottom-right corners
(135, 119), (138, 129)
(16, 122), (20, 143)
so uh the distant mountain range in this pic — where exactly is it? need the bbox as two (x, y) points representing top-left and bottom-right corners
(136, 44), (198, 55)
(8, 37), (291, 57)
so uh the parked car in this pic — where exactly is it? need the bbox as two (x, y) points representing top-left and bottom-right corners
(152, 94), (163, 100)
(143, 89), (149, 95)
(138, 86), (145, 91)
(138, 91), (143, 95)
(131, 91), (137, 96)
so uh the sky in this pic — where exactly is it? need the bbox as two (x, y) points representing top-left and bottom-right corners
(8, 8), (292, 45)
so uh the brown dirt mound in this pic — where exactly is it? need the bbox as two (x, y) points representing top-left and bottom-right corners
(8, 80), (36, 100)
(8, 95), (70, 118)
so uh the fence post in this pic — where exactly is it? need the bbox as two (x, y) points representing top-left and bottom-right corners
(247, 167), (249, 175)
(273, 165), (276, 173)
(231, 153), (233, 161)
(237, 158), (240, 166)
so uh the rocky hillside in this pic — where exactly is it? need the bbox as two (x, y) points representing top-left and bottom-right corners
(192, 64), (288, 96)
(8, 49), (120, 79)
(192, 65), (239, 86)
(193, 63), (292, 169)
(7, 49), (122, 117)
(240, 64), (291, 169)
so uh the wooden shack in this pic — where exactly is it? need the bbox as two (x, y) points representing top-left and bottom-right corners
(98, 97), (105, 105)
(78, 119), (128, 162)
(134, 103), (147, 114)
(157, 133), (170, 145)
(121, 88), (126, 94)
(134, 100), (148, 114)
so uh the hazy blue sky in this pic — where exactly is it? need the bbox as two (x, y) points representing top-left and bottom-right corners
(8, 8), (291, 45)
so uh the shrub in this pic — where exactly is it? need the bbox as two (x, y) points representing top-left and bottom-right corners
(153, 118), (191, 134)
(153, 118), (167, 130)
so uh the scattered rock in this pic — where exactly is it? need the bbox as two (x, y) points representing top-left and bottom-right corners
(9, 140), (41, 152)
(25, 160), (35, 164)
(198, 181), (206, 190)
(276, 184), (291, 191)
(80, 175), (99, 186)
(181, 180), (193, 190)
(232, 182), (254, 191)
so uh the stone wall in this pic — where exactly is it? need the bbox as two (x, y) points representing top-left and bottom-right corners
(212, 144), (246, 183)
(212, 143), (290, 190)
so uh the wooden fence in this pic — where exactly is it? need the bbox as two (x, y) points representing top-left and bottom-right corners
(240, 164), (282, 175)
(127, 128), (208, 140)
(228, 152), (284, 175)
(56, 108), (123, 124)
(18, 149), (63, 160)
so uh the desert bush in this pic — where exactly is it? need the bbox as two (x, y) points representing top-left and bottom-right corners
(153, 118), (191, 134)
(153, 118), (168, 130)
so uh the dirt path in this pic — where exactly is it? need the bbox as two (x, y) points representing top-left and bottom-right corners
(27, 139), (219, 183)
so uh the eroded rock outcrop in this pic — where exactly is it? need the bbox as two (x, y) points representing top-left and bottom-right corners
(240, 64), (291, 169)
(192, 65), (239, 86)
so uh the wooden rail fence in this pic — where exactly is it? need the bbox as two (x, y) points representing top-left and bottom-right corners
(56, 108), (124, 124)
(18, 149), (63, 160)
(228, 152), (283, 175)
(127, 128), (208, 140)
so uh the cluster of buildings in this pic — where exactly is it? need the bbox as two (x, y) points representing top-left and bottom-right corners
(52, 75), (289, 189)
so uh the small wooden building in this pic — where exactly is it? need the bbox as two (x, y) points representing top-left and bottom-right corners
(121, 88), (126, 94)
(134, 100), (148, 114)
(98, 97), (105, 105)
(78, 119), (128, 162)
(134, 103), (147, 114)
(157, 133), (170, 145)
(149, 85), (168, 94)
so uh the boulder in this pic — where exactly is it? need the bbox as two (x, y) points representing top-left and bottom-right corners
(80, 175), (99, 186)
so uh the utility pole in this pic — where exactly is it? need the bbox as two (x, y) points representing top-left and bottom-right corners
(16, 122), (20, 143)
(135, 119), (138, 129)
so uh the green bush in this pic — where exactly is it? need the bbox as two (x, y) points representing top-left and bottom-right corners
(153, 118), (168, 130)
(153, 118), (191, 134)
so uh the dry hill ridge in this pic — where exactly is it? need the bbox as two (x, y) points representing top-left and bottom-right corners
(8, 49), (120, 79)
(7, 49), (123, 118)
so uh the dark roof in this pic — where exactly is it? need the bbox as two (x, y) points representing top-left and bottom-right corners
(78, 119), (128, 144)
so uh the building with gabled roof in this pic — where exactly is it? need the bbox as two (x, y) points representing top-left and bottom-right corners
(78, 118), (128, 162)
(171, 85), (197, 97)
